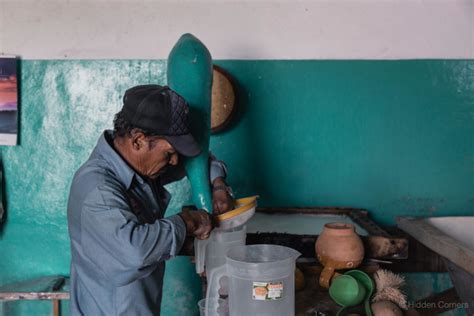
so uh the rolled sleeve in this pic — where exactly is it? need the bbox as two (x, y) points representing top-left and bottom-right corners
(209, 154), (228, 183)
(160, 214), (187, 260)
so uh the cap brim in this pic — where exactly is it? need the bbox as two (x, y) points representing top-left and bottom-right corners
(165, 134), (201, 158)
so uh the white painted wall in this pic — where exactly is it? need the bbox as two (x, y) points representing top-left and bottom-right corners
(0, 0), (473, 59)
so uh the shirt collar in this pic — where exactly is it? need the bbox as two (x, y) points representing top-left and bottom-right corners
(92, 130), (145, 189)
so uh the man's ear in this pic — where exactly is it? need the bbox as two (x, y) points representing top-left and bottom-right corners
(130, 131), (146, 151)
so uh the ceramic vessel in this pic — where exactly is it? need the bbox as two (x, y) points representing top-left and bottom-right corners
(315, 223), (364, 288)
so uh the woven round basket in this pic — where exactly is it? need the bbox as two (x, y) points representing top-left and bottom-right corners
(211, 65), (236, 133)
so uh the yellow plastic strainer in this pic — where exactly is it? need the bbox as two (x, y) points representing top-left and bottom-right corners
(215, 196), (258, 230)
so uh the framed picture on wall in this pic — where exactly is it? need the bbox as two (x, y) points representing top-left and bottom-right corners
(0, 56), (18, 146)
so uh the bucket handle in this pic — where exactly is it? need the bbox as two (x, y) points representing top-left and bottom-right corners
(195, 237), (210, 274)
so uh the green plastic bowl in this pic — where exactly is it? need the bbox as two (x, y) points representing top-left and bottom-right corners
(329, 274), (366, 307)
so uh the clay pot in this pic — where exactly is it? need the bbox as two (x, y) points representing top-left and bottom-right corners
(315, 223), (364, 288)
(371, 301), (403, 316)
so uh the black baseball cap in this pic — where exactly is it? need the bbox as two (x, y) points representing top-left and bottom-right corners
(121, 84), (201, 157)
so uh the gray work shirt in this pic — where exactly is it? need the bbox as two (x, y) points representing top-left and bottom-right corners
(68, 131), (226, 315)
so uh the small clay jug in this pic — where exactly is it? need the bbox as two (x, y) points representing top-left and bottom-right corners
(315, 223), (364, 288)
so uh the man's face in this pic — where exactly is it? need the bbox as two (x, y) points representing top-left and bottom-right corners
(136, 136), (179, 179)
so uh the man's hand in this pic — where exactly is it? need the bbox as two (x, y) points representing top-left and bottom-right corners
(178, 210), (213, 240)
(212, 177), (234, 215)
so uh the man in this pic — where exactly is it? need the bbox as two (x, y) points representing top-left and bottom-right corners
(67, 85), (233, 315)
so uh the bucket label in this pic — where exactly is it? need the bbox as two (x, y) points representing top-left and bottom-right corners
(252, 282), (283, 300)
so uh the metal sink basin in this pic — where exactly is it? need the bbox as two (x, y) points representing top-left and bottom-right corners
(397, 216), (474, 314)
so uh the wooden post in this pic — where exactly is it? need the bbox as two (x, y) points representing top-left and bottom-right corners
(52, 299), (60, 316)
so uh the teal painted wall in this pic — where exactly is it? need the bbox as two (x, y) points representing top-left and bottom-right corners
(0, 61), (201, 316)
(212, 60), (474, 226)
(0, 60), (473, 315)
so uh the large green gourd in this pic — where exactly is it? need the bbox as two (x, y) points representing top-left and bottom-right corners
(167, 34), (213, 211)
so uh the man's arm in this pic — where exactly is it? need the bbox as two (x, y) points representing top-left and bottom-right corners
(209, 154), (234, 215)
(160, 153), (234, 214)
(209, 153), (228, 184)
(209, 154), (234, 214)
(79, 181), (210, 286)
(160, 152), (228, 185)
